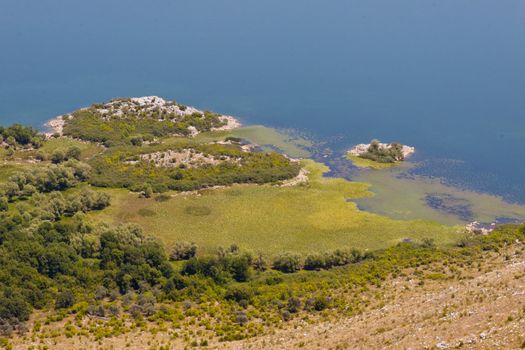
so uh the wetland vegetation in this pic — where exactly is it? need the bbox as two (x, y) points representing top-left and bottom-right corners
(0, 98), (524, 349)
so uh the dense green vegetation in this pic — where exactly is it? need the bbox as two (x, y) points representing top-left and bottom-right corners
(44, 105), (303, 192)
(87, 141), (300, 192)
(358, 139), (406, 164)
(0, 161), (91, 201)
(63, 101), (226, 147)
(0, 124), (44, 149)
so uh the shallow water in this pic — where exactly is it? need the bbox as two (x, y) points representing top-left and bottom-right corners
(1, 0), (524, 202)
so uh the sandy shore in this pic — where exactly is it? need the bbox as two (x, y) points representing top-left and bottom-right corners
(279, 167), (309, 187)
(43, 115), (65, 137)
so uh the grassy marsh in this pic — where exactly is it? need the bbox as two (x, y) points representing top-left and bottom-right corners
(89, 160), (462, 256)
(347, 154), (398, 169)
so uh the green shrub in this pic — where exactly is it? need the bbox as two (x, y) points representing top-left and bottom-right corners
(55, 291), (75, 309)
(272, 253), (302, 273)
(225, 285), (254, 303)
(169, 242), (197, 261)
(50, 150), (65, 164)
(287, 297), (302, 313)
(66, 146), (82, 161)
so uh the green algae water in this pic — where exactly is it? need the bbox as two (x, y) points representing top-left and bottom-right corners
(1, 0), (524, 204)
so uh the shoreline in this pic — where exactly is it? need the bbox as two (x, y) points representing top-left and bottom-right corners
(43, 115), (65, 138)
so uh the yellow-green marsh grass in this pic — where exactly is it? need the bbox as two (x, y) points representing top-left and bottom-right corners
(347, 155), (398, 170)
(89, 160), (462, 256)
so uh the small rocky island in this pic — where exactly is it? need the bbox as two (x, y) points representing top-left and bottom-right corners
(348, 139), (415, 168)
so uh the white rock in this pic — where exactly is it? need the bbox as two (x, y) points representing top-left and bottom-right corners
(436, 341), (449, 349)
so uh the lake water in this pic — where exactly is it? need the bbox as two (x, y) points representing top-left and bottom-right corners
(1, 0), (524, 203)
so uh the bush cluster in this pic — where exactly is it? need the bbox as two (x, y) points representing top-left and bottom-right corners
(0, 124), (44, 149)
(181, 249), (252, 284)
(272, 248), (371, 273)
(87, 143), (300, 192)
(0, 161), (91, 202)
(303, 248), (369, 270)
(169, 242), (197, 261)
(63, 107), (226, 147)
(49, 146), (82, 164)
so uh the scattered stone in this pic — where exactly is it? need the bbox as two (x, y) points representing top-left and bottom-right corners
(466, 221), (496, 235)
(435, 341), (449, 349)
(126, 149), (241, 169)
(479, 332), (487, 339)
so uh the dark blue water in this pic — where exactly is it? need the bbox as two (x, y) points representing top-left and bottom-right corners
(1, 0), (524, 201)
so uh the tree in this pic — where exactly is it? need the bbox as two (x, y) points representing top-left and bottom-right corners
(66, 146), (82, 161)
(50, 150), (65, 164)
(287, 297), (302, 313)
(55, 290), (75, 309)
(2, 182), (20, 200)
(0, 294), (31, 322)
(35, 151), (47, 161)
(389, 143), (404, 161)
(272, 252), (302, 273)
(130, 137), (143, 146)
(5, 136), (16, 147)
(234, 311), (249, 325)
(169, 242), (197, 261)
(68, 161), (91, 181)
(253, 253), (267, 271)
(0, 197), (7, 211)
(227, 254), (251, 282)
(143, 185), (153, 199)
(20, 184), (36, 198)
(369, 139), (380, 152)
(304, 253), (326, 270)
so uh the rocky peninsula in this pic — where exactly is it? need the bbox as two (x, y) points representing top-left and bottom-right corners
(44, 96), (241, 138)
